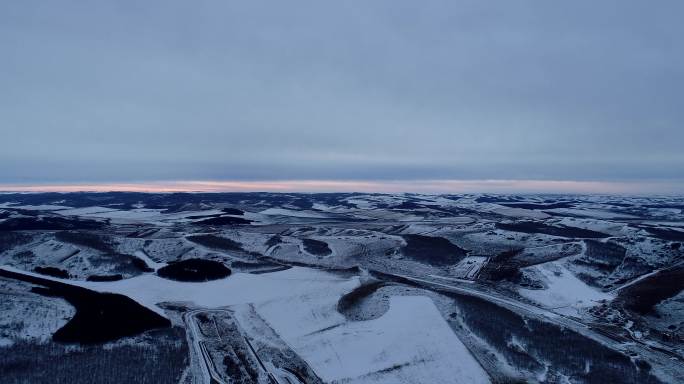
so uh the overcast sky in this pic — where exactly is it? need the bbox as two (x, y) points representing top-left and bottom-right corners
(1, 1), (683, 191)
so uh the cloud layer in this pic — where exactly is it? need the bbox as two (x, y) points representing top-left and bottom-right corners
(1, 1), (682, 186)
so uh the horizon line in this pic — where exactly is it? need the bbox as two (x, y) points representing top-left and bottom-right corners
(1, 179), (684, 195)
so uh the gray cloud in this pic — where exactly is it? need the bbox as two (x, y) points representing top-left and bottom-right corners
(1, 1), (683, 184)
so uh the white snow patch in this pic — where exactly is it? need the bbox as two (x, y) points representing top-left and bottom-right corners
(81, 267), (357, 317)
(519, 262), (612, 316)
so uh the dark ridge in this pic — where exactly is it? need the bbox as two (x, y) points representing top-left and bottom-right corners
(492, 248), (524, 262)
(640, 226), (684, 242)
(617, 266), (684, 315)
(337, 281), (388, 314)
(156, 258), (231, 282)
(311, 193), (360, 209)
(643, 204), (684, 210)
(0, 327), (188, 384)
(447, 292), (662, 383)
(325, 265), (363, 278)
(221, 207), (245, 215)
(230, 260), (290, 274)
(184, 213), (224, 220)
(401, 234), (468, 266)
(0, 268), (170, 344)
(130, 255), (154, 272)
(58, 249), (81, 263)
(258, 256), (318, 269)
(55, 232), (149, 274)
(495, 221), (609, 239)
(0, 192), (241, 209)
(440, 194), (463, 202)
(579, 240), (626, 274)
(478, 249), (524, 281)
(256, 255), (361, 277)
(86, 274), (124, 282)
(126, 227), (160, 238)
(194, 216), (252, 225)
(0, 192), (360, 214)
(289, 198), (314, 209)
(607, 201), (637, 207)
(55, 231), (115, 253)
(33, 266), (70, 279)
(248, 266), (291, 274)
(475, 196), (523, 204)
(187, 234), (243, 251)
(499, 202), (574, 210)
(514, 243), (583, 269)
(0, 192), (148, 208)
(265, 235), (282, 247)
(368, 270), (423, 288)
(0, 216), (104, 231)
(230, 260), (283, 269)
(392, 201), (424, 210)
(302, 238), (332, 256)
(0, 232), (32, 253)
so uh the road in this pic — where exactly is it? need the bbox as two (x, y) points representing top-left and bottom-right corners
(183, 310), (224, 384)
(608, 258), (684, 294)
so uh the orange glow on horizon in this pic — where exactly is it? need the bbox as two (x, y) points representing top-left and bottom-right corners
(0, 179), (682, 195)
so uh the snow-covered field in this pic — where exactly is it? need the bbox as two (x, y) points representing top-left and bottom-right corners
(259, 295), (489, 384)
(519, 261), (613, 316)
(1, 264), (488, 383)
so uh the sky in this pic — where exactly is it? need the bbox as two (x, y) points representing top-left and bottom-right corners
(1, 1), (683, 193)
